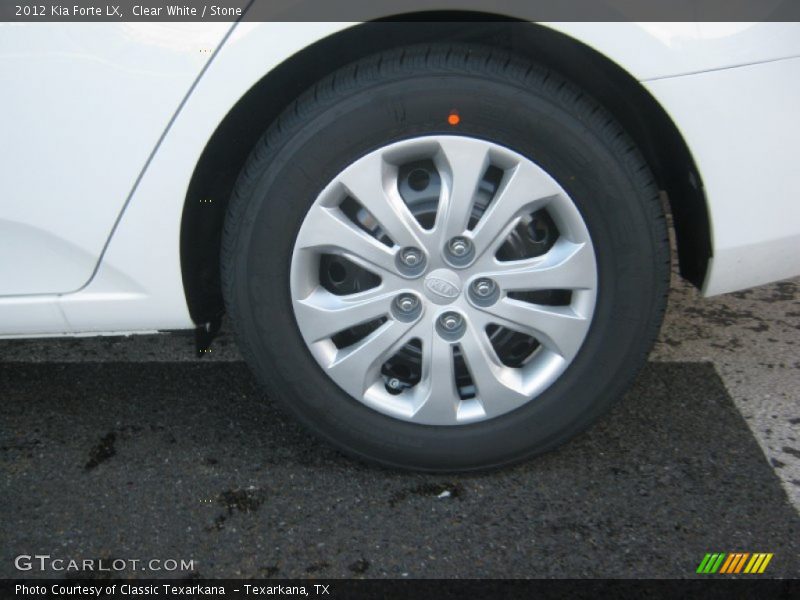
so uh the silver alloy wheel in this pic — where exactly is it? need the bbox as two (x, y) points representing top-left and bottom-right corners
(290, 136), (597, 426)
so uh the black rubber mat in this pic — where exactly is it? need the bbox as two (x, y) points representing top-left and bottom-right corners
(1, 361), (798, 578)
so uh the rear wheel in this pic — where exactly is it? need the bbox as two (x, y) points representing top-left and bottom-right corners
(222, 45), (669, 471)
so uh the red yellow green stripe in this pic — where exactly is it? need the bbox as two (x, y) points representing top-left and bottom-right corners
(697, 552), (773, 574)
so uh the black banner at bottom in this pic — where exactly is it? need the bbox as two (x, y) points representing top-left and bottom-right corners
(3, 579), (799, 599)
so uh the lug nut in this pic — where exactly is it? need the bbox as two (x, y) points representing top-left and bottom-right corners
(472, 278), (496, 298)
(395, 294), (419, 314)
(387, 377), (402, 391)
(439, 312), (463, 331)
(436, 311), (466, 339)
(393, 293), (421, 322)
(399, 247), (423, 267)
(447, 237), (472, 258)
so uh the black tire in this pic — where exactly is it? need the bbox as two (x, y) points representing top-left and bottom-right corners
(221, 44), (669, 472)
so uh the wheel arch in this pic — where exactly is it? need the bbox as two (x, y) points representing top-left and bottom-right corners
(180, 15), (711, 326)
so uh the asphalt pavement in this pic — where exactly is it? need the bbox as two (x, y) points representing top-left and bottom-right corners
(1, 267), (798, 579)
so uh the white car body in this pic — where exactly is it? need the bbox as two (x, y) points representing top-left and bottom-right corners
(1, 20), (799, 337)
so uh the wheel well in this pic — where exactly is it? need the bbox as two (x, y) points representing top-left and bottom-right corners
(181, 16), (711, 326)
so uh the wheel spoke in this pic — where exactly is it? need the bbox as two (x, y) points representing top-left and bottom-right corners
(299, 206), (398, 276)
(484, 240), (596, 292)
(411, 326), (461, 424)
(470, 162), (562, 259)
(294, 287), (396, 343)
(434, 138), (491, 240)
(477, 297), (589, 360)
(338, 153), (424, 249)
(327, 319), (416, 396)
(459, 323), (530, 416)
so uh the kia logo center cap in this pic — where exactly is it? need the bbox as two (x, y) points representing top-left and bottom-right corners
(423, 269), (462, 304)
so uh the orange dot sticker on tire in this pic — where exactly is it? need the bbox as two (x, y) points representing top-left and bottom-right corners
(447, 111), (460, 126)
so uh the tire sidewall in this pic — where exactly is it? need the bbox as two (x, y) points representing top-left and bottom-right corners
(227, 66), (665, 470)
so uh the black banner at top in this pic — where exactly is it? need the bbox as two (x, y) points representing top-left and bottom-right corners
(1, 0), (800, 22)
